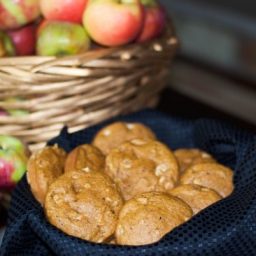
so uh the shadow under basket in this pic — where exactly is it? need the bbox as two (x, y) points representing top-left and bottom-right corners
(0, 24), (178, 152)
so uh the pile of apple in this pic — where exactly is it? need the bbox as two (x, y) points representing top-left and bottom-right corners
(0, 0), (166, 57)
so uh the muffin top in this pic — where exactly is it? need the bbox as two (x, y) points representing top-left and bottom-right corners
(92, 122), (156, 155)
(65, 144), (105, 173)
(45, 170), (123, 243)
(115, 192), (193, 246)
(174, 149), (216, 173)
(169, 184), (222, 214)
(27, 145), (66, 205)
(180, 163), (234, 198)
(105, 139), (179, 200)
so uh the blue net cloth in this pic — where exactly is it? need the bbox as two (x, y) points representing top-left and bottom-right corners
(1, 110), (256, 256)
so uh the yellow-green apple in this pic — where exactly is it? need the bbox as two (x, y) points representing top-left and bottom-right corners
(0, 135), (29, 158)
(83, 0), (144, 47)
(36, 21), (91, 56)
(7, 23), (36, 56)
(0, 30), (15, 56)
(137, 0), (166, 42)
(0, 0), (41, 30)
(40, 0), (88, 24)
(0, 135), (28, 190)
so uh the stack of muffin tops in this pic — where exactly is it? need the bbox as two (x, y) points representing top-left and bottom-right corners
(27, 122), (234, 246)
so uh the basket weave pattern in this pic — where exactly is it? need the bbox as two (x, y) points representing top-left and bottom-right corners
(0, 26), (177, 151)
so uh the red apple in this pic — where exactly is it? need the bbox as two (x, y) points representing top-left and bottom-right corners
(0, 0), (41, 30)
(40, 0), (88, 24)
(83, 0), (144, 47)
(0, 109), (8, 116)
(0, 30), (15, 56)
(0, 135), (28, 190)
(36, 21), (91, 56)
(7, 23), (36, 56)
(137, 0), (166, 43)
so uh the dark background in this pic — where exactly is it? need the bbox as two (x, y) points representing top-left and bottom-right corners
(195, 0), (256, 17)
(159, 0), (256, 127)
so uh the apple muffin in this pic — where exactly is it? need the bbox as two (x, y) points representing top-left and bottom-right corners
(92, 122), (156, 155)
(65, 144), (105, 173)
(45, 170), (124, 243)
(105, 139), (179, 200)
(174, 149), (216, 173)
(115, 192), (193, 246)
(180, 163), (234, 198)
(27, 145), (66, 205)
(169, 184), (222, 214)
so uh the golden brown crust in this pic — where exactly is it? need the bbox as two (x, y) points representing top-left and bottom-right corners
(65, 144), (105, 173)
(180, 163), (234, 198)
(169, 184), (222, 214)
(92, 122), (156, 155)
(105, 139), (179, 200)
(105, 237), (117, 245)
(115, 192), (193, 246)
(174, 149), (216, 173)
(44, 170), (123, 243)
(27, 145), (66, 205)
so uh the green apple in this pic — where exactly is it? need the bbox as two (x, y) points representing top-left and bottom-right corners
(0, 135), (28, 190)
(36, 21), (91, 56)
(0, 135), (29, 157)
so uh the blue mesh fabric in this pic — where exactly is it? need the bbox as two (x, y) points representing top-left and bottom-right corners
(1, 109), (256, 256)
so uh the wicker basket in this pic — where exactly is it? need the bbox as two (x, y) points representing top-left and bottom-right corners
(0, 24), (178, 152)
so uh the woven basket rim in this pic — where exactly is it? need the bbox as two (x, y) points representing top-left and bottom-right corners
(0, 22), (178, 62)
